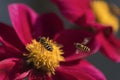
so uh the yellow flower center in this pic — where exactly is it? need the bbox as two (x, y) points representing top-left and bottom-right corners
(24, 37), (64, 75)
(91, 0), (119, 32)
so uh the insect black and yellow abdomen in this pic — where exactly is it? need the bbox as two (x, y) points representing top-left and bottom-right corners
(39, 37), (53, 51)
(43, 43), (53, 51)
(74, 43), (90, 53)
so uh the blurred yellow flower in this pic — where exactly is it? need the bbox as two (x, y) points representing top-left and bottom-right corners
(91, 0), (119, 32)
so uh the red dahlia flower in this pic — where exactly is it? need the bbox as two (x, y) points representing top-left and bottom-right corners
(51, 0), (120, 62)
(0, 4), (105, 80)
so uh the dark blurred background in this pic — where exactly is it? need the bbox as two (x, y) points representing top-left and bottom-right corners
(0, 0), (120, 80)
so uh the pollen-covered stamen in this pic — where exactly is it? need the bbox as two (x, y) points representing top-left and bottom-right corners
(24, 37), (64, 75)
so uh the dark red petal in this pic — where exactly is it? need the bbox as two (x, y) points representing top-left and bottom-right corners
(96, 33), (120, 62)
(28, 76), (53, 80)
(0, 37), (23, 60)
(15, 70), (30, 80)
(54, 69), (95, 80)
(0, 58), (20, 80)
(55, 60), (106, 80)
(108, 34), (120, 48)
(0, 46), (22, 60)
(39, 13), (64, 39)
(8, 4), (64, 43)
(77, 60), (106, 80)
(8, 4), (36, 45)
(51, 0), (95, 26)
(54, 29), (100, 61)
(28, 70), (53, 80)
(0, 23), (25, 51)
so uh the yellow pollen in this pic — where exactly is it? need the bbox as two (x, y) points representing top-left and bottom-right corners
(24, 37), (64, 75)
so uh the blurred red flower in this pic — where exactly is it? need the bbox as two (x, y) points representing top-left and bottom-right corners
(0, 4), (105, 80)
(52, 0), (120, 62)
